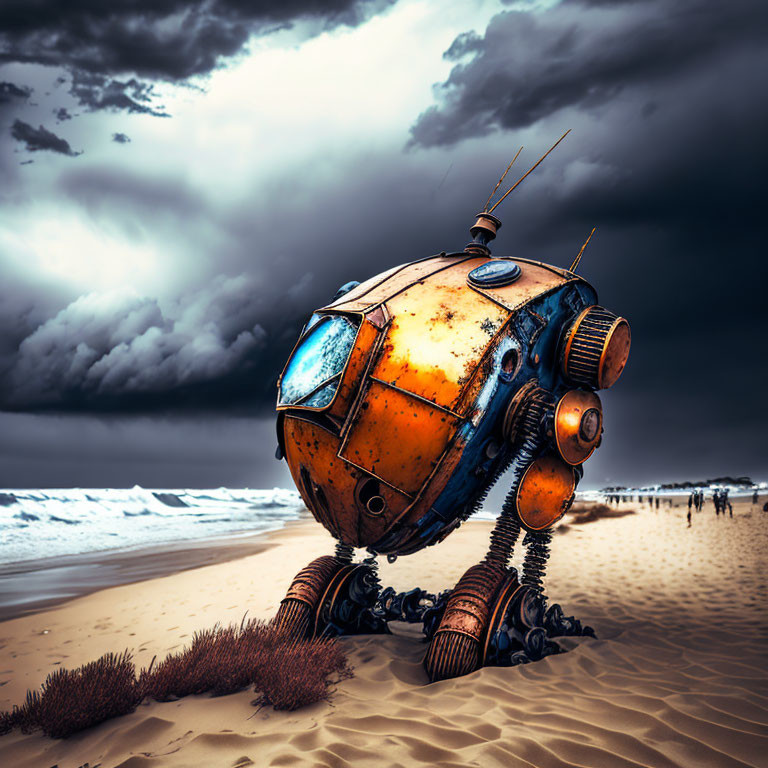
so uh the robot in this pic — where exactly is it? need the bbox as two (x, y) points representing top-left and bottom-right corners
(271, 140), (631, 681)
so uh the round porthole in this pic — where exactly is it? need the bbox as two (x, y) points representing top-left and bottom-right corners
(501, 348), (519, 375)
(468, 260), (521, 288)
(357, 477), (386, 516)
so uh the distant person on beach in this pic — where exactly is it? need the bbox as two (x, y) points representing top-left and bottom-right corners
(688, 493), (693, 513)
(753, 490), (759, 505)
(728, 501), (733, 518)
(655, 497), (659, 509)
(687, 507), (691, 526)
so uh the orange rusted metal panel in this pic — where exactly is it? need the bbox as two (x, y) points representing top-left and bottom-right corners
(516, 453), (575, 531)
(328, 315), (381, 420)
(554, 389), (603, 466)
(323, 265), (401, 311)
(339, 379), (461, 497)
(324, 255), (473, 313)
(371, 257), (508, 412)
(283, 415), (410, 546)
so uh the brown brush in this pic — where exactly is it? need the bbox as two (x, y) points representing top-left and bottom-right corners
(1, 619), (353, 739)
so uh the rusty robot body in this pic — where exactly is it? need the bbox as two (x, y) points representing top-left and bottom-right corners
(273, 210), (630, 681)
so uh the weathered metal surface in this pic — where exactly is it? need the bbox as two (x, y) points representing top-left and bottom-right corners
(282, 414), (410, 546)
(277, 252), (611, 554)
(371, 256), (506, 412)
(465, 211), (502, 256)
(324, 255), (472, 313)
(466, 257), (575, 312)
(561, 305), (631, 390)
(481, 572), (524, 664)
(313, 564), (389, 638)
(329, 315), (381, 420)
(283, 555), (342, 607)
(272, 554), (344, 639)
(516, 453), (575, 531)
(429, 562), (505, 642)
(423, 561), (506, 681)
(482, 581), (595, 669)
(339, 379), (462, 496)
(268, 188), (633, 684)
(554, 389), (603, 465)
(599, 316), (631, 389)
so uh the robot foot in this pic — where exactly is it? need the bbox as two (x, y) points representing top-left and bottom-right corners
(423, 562), (508, 682)
(424, 566), (595, 682)
(481, 576), (594, 668)
(273, 555), (390, 640)
(315, 562), (390, 638)
(273, 555), (344, 640)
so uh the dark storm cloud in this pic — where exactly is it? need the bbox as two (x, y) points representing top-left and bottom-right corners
(111, 132), (131, 144)
(410, 0), (768, 146)
(0, 0), (398, 116)
(10, 119), (81, 155)
(1, 0), (766, 487)
(0, 149), (448, 417)
(0, 80), (30, 102)
(0, 0), (396, 78)
(402, 0), (768, 484)
(69, 71), (169, 117)
(2, 276), (273, 412)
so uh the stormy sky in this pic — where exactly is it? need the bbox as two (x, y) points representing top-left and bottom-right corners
(0, 0), (765, 490)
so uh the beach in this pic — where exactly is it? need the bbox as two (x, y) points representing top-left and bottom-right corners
(1, 497), (766, 767)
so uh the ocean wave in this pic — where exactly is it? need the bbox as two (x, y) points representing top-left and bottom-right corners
(0, 486), (304, 566)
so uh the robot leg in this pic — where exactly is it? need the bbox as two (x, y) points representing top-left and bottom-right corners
(273, 542), (389, 639)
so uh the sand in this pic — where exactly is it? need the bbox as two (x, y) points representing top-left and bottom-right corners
(1, 498), (766, 767)
(0, 531), (285, 622)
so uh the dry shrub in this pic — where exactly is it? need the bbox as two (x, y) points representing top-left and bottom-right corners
(3, 652), (141, 739)
(1, 619), (353, 739)
(141, 620), (353, 711)
(139, 620), (266, 700)
(0, 707), (24, 736)
(252, 631), (353, 711)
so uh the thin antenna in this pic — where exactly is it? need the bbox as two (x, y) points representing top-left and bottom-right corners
(484, 146), (523, 211)
(488, 129), (571, 214)
(569, 227), (596, 273)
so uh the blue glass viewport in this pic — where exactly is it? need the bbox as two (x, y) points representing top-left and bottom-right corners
(279, 315), (358, 408)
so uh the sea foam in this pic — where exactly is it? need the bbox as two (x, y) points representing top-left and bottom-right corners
(0, 486), (304, 566)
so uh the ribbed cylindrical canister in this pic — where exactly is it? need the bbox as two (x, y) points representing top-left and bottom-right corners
(561, 305), (630, 390)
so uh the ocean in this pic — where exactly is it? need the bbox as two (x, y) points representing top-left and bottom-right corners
(0, 486), (305, 567)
